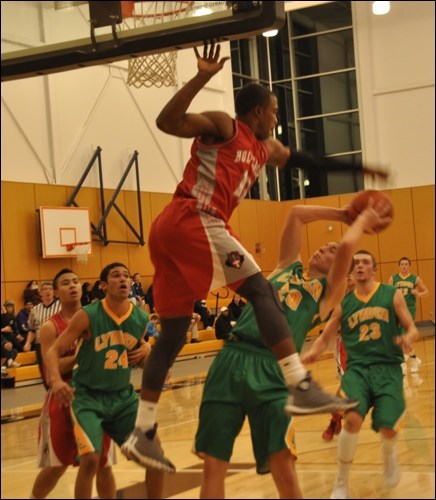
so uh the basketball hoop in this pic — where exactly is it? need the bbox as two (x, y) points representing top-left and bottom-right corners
(119, 1), (195, 88)
(66, 242), (91, 264)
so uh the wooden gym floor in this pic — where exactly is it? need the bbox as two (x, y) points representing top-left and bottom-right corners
(1, 332), (434, 499)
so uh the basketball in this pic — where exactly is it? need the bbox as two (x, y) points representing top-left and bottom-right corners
(347, 190), (393, 233)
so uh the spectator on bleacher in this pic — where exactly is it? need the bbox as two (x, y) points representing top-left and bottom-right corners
(132, 273), (146, 302)
(194, 299), (215, 329)
(1, 300), (22, 374)
(188, 312), (202, 343)
(23, 281), (61, 387)
(136, 295), (151, 314)
(128, 279), (137, 305)
(214, 306), (237, 341)
(1, 338), (21, 374)
(2, 300), (25, 350)
(91, 279), (106, 301)
(145, 283), (155, 313)
(23, 280), (42, 305)
(30, 268), (116, 499)
(16, 300), (34, 345)
(228, 293), (246, 321)
(81, 282), (94, 307)
(146, 314), (160, 340)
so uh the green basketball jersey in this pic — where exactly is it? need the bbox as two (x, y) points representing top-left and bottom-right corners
(391, 273), (417, 313)
(73, 299), (149, 391)
(340, 283), (403, 367)
(231, 261), (327, 354)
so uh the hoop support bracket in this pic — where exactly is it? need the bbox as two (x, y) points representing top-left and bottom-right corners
(89, 2), (123, 51)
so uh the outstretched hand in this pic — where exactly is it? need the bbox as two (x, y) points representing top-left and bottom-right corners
(194, 42), (230, 77)
(359, 198), (393, 234)
(361, 164), (390, 181)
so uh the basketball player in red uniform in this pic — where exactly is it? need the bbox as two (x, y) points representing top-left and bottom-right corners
(122, 43), (389, 472)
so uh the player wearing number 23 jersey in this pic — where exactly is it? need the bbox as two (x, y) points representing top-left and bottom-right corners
(340, 283), (405, 430)
(340, 283), (403, 367)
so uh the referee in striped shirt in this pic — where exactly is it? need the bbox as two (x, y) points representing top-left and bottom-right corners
(24, 281), (61, 389)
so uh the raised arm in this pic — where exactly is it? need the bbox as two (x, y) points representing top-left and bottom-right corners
(155, 43), (233, 140)
(266, 140), (390, 183)
(275, 205), (348, 272)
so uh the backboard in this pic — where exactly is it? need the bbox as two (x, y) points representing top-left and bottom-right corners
(1, 1), (285, 82)
(39, 206), (92, 259)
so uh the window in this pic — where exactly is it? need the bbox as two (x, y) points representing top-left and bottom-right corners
(231, 1), (363, 200)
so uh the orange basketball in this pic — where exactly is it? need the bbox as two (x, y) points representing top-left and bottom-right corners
(347, 190), (393, 233)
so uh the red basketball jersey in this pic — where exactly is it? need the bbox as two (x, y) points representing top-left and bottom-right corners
(174, 119), (269, 222)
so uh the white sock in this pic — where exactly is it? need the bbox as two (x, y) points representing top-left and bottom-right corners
(278, 353), (307, 387)
(381, 434), (398, 458)
(135, 400), (158, 432)
(337, 428), (359, 479)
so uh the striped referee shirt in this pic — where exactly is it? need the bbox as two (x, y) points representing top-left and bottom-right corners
(28, 299), (62, 344)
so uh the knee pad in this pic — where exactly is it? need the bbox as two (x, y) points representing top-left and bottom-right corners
(237, 273), (283, 313)
(141, 317), (191, 393)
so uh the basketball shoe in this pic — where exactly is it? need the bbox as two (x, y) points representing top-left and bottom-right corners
(330, 476), (348, 499)
(285, 373), (359, 416)
(121, 424), (175, 473)
(410, 356), (422, 373)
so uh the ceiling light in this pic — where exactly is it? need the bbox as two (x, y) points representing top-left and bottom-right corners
(262, 29), (278, 37)
(372, 2), (390, 15)
(192, 4), (213, 17)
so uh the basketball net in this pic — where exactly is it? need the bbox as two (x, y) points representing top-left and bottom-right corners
(119, 1), (194, 88)
(66, 242), (91, 264)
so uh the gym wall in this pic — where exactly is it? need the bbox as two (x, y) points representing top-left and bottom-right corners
(1, 182), (433, 322)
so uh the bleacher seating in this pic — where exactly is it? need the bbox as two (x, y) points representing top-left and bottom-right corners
(16, 351), (37, 365)
(8, 328), (331, 386)
(8, 330), (224, 384)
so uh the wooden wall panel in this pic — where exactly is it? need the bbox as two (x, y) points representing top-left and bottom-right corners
(377, 188), (416, 263)
(98, 189), (128, 270)
(257, 200), (279, 272)
(417, 260), (435, 323)
(3, 282), (28, 309)
(2, 182), (40, 282)
(237, 200), (260, 266)
(305, 195), (342, 258)
(274, 200), (310, 268)
(1, 182), (434, 321)
(412, 185), (435, 260)
(379, 261), (399, 284)
(125, 191), (154, 277)
(149, 193), (173, 220)
(102, 189), (128, 243)
(339, 193), (381, 264)
(1, 231), (5, 304)
(228, 204), (241, 237)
